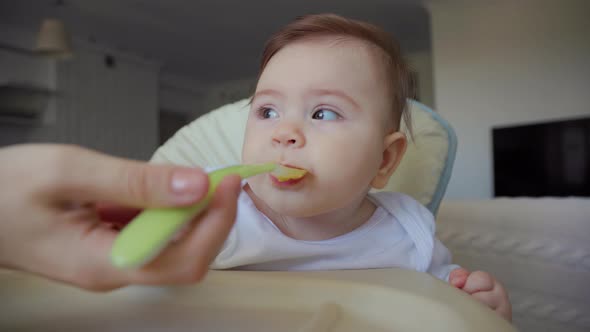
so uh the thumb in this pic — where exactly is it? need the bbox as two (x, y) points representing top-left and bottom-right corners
(53, 146), (209, 207)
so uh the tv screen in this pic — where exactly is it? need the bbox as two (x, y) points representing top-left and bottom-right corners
(493, 117), (590, 197)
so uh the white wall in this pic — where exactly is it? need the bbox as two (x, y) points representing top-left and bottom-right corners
(428, 0), (590, 198)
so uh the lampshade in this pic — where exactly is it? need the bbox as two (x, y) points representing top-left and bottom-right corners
(35, 18), (73, 60)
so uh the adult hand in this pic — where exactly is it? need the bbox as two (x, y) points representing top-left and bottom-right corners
(0, 144), (241, 291)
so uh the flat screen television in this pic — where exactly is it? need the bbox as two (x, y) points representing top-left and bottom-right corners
(492, 117), (590, 197)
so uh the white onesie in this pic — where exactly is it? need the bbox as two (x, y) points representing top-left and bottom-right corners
(211, 188), (459, 281)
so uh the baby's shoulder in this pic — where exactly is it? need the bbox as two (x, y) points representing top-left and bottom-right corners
(369, 191), (432, 215)
(369, 192), (435, 234)
(370, 192), (437, 272)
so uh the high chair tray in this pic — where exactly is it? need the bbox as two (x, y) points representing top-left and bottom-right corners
(0, 268), (516, 331)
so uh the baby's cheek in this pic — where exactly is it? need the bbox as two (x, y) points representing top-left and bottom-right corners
(241, 130), (266, 163)
(240, 144), (257, 164)
(322, 148), (378, 179)
(246, 176), (266, 196)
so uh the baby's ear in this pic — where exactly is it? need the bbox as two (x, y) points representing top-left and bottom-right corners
(371, 131), (407, 189)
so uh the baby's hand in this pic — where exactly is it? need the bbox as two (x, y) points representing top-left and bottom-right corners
(449, 268), (512, 321)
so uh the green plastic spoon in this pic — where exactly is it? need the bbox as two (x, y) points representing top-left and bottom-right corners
(110, 163), (286, 269)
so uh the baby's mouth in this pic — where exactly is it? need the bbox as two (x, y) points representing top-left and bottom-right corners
(270, 164), (308, 183)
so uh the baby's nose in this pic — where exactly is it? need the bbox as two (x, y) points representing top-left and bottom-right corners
(272, 124), (305, 148)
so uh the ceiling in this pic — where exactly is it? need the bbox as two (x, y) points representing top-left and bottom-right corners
(0, 0), (431, 83)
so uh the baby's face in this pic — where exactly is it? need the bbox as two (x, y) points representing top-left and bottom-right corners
(243, 37), (395, 217)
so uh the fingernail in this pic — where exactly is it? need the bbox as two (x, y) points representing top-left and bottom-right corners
(171, 170), (208, 198)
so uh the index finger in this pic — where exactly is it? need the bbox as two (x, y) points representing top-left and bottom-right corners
(49, 146), (209, 208)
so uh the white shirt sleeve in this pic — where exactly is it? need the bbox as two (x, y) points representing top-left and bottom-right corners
(427, 238), (461, 282)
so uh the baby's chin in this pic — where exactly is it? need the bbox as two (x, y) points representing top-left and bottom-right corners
(264, 193), (347, 218)
(247, 186), (320, 217)
(267, 202), (319, 218)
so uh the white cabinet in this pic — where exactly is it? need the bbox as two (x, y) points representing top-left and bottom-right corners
(53, 49), (159, 160)
(0, 49), (56, 124)
(0, 22), (160, 159)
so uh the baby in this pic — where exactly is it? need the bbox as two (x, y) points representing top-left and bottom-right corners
(209, 14), (511, 320)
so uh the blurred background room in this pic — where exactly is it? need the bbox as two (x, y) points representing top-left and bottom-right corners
(1, 1), (589, 331)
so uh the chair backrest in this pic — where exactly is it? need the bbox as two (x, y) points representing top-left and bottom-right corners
(152, 99), (457, 215)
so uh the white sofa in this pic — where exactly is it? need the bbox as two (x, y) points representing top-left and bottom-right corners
(436, 198), (590, 332)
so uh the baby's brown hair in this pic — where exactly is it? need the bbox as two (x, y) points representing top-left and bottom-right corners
(257, 13), (414, 132)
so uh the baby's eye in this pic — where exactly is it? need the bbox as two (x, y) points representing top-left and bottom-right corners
(258, 107), (279, 119)
(312, 109), (340, 121)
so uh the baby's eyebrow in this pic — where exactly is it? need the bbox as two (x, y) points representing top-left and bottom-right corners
(309, 89), (360, 109)
(253, 88), (360, 110)
(253, 89), (285, 101)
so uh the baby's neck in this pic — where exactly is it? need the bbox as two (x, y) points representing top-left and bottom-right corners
(245, 185), (376, 241)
